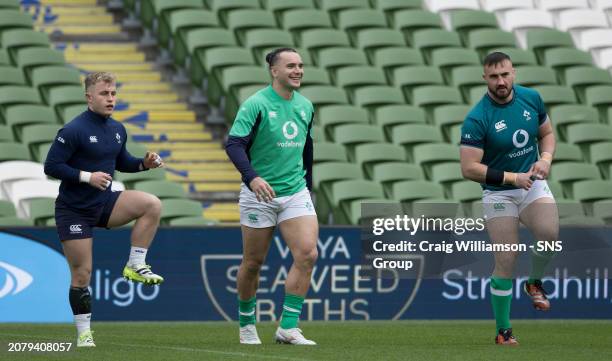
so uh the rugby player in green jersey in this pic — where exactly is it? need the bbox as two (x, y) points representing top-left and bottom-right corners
(225, 48), (317, 345)
(460, 52), (558, 345)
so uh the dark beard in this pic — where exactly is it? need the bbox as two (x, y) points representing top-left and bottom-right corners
(489, 86), (512, 100)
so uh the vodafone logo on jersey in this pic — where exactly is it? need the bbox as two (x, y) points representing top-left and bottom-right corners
(282, 121), (299, 140)
(512, 129), (529, 148)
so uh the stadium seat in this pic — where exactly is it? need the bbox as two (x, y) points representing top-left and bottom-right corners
(207, 0), (261, 24)
(334, 66), (387, 98)
(467, 29), (517, 57)
(354, 28), (406, 61)
(212, 65), (268, 107)
(413, 143), (460, 178)
(391, 180), (445, 202)
(316, 47), (369, 77)
(481, 0), (535, 13)
(169, 216), (218, 226)
(312, 161), (363, 222)
(191, 46), (255, 89)
(173, 28), (237, 67)
(20, 124), (60, 160)
(353, 143), (406, 177)
(298, 85), (348, 107)
(133, 180), (187, 199)
(371, 162), (424, 196)
(329, 179), (385, 224)
(592, 200), (612, 224)
(46, 86), (87, 118)
(549, 162), (602, 195)
(348, 198), (403, 226)
(30, 66), (82, 102)
(282, 9), (332, 43)
(0, 48), (9, 65)
(0, 160), (45, 200)
(115, 169), (165, 187)
(0, 142), (31, 162)
(0, 124), (12, 142)
(565, 124), (612, 154)
(61, 104), (86, 124)
(430, 48), (480, 83)
(0, 216), (33, 226)
(450, 180), (482, 203)
(556, 9), (608, 36)
(450, 65), (486, 102)
(390, 124), (444, 160)
(139, 0), (203, 31)
(4, 104), (59, 140)
(498, 9), (554, 48)
(298, 66), (331, 86)
(336, 8), (388, 44)
(372, 47), (424, 82)
(160, 198), (203, 224)
(447, 10), (499, 44)
(226, 9), (277, 44)
(27, 197), (55, 226)
(0, 86), (42, 113)
(554, 142), (584, 163)
(412, 86), (464, 119)
(313, 142), (347, 163)
(430, 162), (465, 194)
(0, 199), (16, 217)
(531, 85), (577, 109)
(392, 65), (444, 101)
(318, 105), (369, 138)
(352, 86), (405, 113)
(412, 29), (462, 63)
(565, 67), (612, 103)
(514, 66), (558, 87)
(9, 179), (59, 218)
(433, 104), (471, 142)
(583, 85), (612, 122)
(159, 9), (218, 50)
(572, 180), (612, 205)
(0, 66), (25, 86)
(318, 0), (371, 23)
(374, 0), (423, 26)
(374, 105), (426, 140)
(550, 105), (599, 140)
(543, 48), (594, 82)
(243, 29), (295, 60)
(264, 0), (315, 19)
(332, 124), (385, 156)
(0, 9), (35, 34)
(300, 29), (350, 60)
(1, 29), (50, 63)
(526, 29), (575, 62)
(393, 9), (442, 44)
(311, 125), (325, 142)
(589, 142), (612, 178)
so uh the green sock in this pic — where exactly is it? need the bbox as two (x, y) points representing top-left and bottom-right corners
(528, 248), (555, 284)
(279, 293), (304, 330)
(238, 297), (256, 327)
(490, 277), (513, 331)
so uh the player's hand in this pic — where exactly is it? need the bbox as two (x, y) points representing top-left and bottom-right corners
(90, 172), (113, 191)
(143, 152), (164, 169)
(249, 177), (276, 203)
(529, 160), (550, 181)
(515, 172), (534, 190)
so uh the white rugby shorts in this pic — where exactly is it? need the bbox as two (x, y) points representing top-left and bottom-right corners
(482, 179), (555, 219)
(239, 184), (317, 228)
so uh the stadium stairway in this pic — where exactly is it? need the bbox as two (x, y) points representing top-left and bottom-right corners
(23, 0), (240, 223)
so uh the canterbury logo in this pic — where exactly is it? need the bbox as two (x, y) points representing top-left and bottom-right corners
(69, 224), (82, 233)
(0, 261), (33, 299)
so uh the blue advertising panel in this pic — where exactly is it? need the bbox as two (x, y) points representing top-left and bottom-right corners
(1, 227), (610, 322)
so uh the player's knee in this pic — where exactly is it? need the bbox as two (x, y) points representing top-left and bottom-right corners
(242, 258), (264, 275)
(145, 194), (162, 217)
(297, 247), (318, 269)
(72, 267), (92, 287)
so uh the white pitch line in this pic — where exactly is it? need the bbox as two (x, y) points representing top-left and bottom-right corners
(0, 333), (317, 361)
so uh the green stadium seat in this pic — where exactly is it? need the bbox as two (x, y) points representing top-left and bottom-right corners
(0, 124), (13, 142)
(353, 143), (406, 177)
(430, 162), (465, 196)
(354, 28), (405, 61)
(391, 180), (445, 202)
(332, 124), (385, 157)
(243, 29), (295, 59)
(549, 162), (602, 196)
(525, 29), (574, 63)
(489, 47), (537, 66)
(133, 180), (187, 199)
(550, 105), (598, 141)
(0, 9), (33, 36)
(565, 124), (612, 155)
(61, 104), (85, 124)
(115, 169), (165, 187)
(300, 29), (349, 60)
(335, 66), (387, 97)
(543, 48), (594, 82)
(298, 85), (349, 107)
(16, 48), (66, 81)
(213, 65), (268, 107)
(20, 124), (60, 160)
(413, 143), (460, 178)
(46, 86), (87, 118)
(318, 105), (369, 138)
(450, 65), (484, 101)
(558, 215), (605, 226)
(392, 65), (444, 101)
(206, 0), (261, 24)
(0, 86), (41, 114)
(412, 29), (462, 63)
(412, 86), (464, 119)
(430, 47), (481, 83)
(514, 66), (558, 87)
(592, 200), (612, 224)
(330, 179), (385, 224)
(371, 162), (424, 196)
(264, 0), (315, 22)
(30, 66), (82, 102)
(433, 104), (471, 142)
(0, 199), (16, 217)
(36, 142), (51, 163)
(28, 198), (55, 226)
(450, 180), (482, 204)
(160, 9), (218, 50)
(316, 47), (368, 77)
(169, 216), (219, 226)
(0, 142), (31, 161)
(160, 199), (203, 224)
(409, 199), (460, 218)
(282, 9), (332, 42)
(467, 85), (487, 105)
(311, 125), (325, 142)
(467, 29), (516, 57)
(374, 104), (426, 140)
(352, 85), (405, 113)
(373, 0), (422, 26)
(583, 85), (612, 122)
(318, 0), (371, 23)
(0, 48), (9, 65)
(555, 199), (585, 218)
(531, 85), (577, 109)
(337, 8), (388, 44)
(554, 142), (584, 163)
(372, 47), (423, 82)
(1, 29), (50, 63)
(393, 9), (442, 44)
(313, 142), (347, 163)
(448, 10), (498, 44)
(0, 0), (19, 9)
(0, 216), (34, 226)
(348, 198), (403, 226)
(226, 9), (277, 44)
(173, 28), (237, 67)
(390, 124), (444, 159)
(0, 66), (25, 86)
(565, 67), (612, 103)
(140, 0), (203, 31)
(589, 142), (612, 178)
(313, 161), (363, 223)
(191, 46), (255, 89)
(300, 67), (330, 86)
(572, 180), (612, 205)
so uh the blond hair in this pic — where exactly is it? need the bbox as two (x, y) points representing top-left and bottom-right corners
(84, 72), (116, 91)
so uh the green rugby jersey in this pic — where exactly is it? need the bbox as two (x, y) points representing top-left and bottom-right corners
(460, 85), (548, 191)
(229, 85), (314, 197)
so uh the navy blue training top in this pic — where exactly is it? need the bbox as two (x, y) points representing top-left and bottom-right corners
(44, 108), (144, 210)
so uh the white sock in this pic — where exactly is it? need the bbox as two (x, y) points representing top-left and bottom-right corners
(128, 246), (147, 267)
(75, 313), (91, 335)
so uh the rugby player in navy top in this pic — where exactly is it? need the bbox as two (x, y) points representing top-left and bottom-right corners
(44, 72), (165, 347)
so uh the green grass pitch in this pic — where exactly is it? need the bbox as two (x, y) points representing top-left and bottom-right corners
(0, 320), (610, 360)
